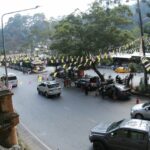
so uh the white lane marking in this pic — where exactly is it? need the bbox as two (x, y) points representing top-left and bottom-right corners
(20, 122), (52, 150)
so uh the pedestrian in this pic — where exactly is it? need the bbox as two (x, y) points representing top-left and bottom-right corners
(101, 85), (105, 99)
(85, 83), (89, 95)
(38, 75), (42, 83)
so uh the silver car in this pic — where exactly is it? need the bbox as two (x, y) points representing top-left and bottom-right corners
(131, 102), (150, 119)
(37, 80), (61, 98)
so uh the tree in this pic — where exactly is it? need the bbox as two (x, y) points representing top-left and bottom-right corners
(50, 0), (133, 55)
(0, 13), (51, 54)
(49, 0), (134, 81)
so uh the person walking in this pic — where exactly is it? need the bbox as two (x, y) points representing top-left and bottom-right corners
(85, 82), (89, 95)
(101, 85), (105, 99)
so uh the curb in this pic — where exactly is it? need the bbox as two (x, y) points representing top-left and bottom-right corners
(131, 90), (150, 98)
(17, 123), (52, 150)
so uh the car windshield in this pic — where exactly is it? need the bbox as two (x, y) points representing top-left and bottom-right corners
(143, 102), (150, 107)
(1, 76), (17, 80)
(47, 83), (59, 88)
(107, 119), (124, 132)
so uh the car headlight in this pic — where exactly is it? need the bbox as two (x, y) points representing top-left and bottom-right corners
(131, 110), (134, 114)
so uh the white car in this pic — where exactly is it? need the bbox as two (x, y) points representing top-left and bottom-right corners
(131, 102), (150, 119)
(0, 73), (18, 87)
(37, 80), (61, 97)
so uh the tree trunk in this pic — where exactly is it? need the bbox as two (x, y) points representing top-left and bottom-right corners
(92, 62), (105, 82)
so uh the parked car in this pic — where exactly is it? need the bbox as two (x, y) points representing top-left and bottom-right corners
(114, 67), (130, 73)
(75, 76), (100, 91)
(89, 119), (150, 150)
(99, 83), (130, 100)
(131, 102), (150, 119)
(74, 78), (90, 88)
(0, 73), (18, 87)
(37, 80), (61, 98)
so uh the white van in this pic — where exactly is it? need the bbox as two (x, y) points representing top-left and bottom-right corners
(0, 73), (18, 87)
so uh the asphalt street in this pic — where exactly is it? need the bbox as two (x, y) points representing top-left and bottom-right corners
(0, 67), (149, 150)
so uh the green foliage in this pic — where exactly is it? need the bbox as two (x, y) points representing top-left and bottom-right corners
(128, 63), (143, 73)
(100, 57), (113, 65)
(50, 1), (133, 55)
(0, 13), (51, 53)
(136, 78), (150, 93)
(144, 22), (150, 36)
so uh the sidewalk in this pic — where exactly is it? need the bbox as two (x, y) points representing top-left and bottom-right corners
(17, 123), (52, 150)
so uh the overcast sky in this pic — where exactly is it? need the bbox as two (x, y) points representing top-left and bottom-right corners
(0, 0), (94, 21)
(0, 0), (135, 23)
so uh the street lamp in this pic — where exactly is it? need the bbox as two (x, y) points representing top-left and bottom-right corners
(1, 6), (40, 87)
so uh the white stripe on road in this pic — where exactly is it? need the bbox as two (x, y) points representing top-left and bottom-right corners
(20, 122), (52, 150)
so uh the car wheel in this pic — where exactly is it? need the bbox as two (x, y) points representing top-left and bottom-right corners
(45, 92), (49, 98)
(57, 93), (61, 97)
(37, 89), (41, 94)
(135, 114), (143, 119)
(93, 142), (105, 150)
(38, 90), (41, 95)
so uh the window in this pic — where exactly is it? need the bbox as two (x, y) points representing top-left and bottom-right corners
(112, 129), (128, 138)
(8, 76), (17, 80)
(40, 83), (45, 87)
(129, 131), (147, 141)
(1, 76), (17, 81)
(48, 83), (59, 88)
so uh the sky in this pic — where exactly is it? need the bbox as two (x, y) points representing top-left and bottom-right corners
(0, 0), (135, 22)
(0, 0), (94, 21)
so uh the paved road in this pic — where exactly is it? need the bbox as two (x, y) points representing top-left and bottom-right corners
(0, 67), (149, 150)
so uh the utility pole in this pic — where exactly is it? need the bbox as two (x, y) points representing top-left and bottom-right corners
(1, 6), (40, 87)
(136, 0), (148, 87)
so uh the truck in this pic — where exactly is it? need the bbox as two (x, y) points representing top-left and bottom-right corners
(89, 119), (150, 150)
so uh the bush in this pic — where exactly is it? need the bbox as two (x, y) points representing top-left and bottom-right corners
(137, 78), (150, 93)
(128, 63), (143, 73)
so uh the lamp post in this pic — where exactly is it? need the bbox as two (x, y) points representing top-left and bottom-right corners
(1, 6), (40, 87)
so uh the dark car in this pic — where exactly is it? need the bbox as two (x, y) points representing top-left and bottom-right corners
(75, 78), (90, 88)
(89, 119), (150, 150)
(99, 83), (130, 100)
(75, 76), (100, 90)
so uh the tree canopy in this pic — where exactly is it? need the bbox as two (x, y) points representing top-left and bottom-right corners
(50, 1), (134, 55)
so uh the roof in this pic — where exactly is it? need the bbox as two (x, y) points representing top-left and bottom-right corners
(41, 80), (59, 85)
(115, 84), (130, 91)
(112, 52), (150, 59)
(120, 119), (150, 132)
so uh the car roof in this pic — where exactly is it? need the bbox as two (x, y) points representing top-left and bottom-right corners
(120, 119), (150, 132)
(115, 84), (130, 91)
(41, 80), (59, 85)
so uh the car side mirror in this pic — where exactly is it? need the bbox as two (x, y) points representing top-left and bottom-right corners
(145, 108), (149, 111)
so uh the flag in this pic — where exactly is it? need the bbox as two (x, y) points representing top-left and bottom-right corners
(141, 57), (150, 72)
